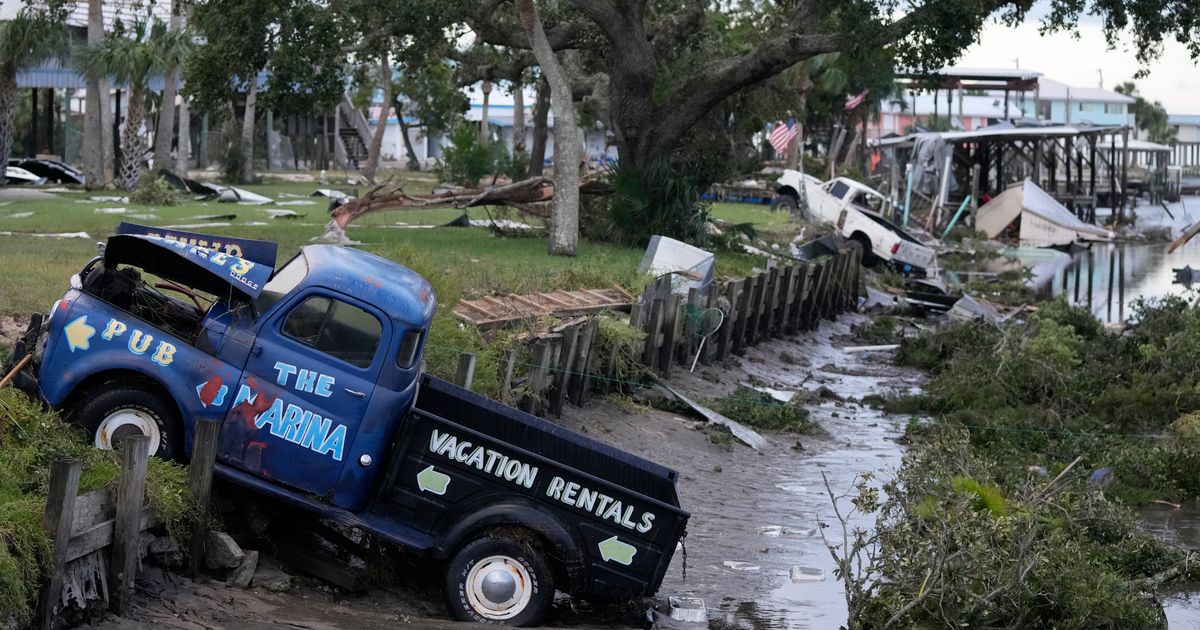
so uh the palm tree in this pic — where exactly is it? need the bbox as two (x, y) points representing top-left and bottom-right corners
(78, 19), (191, 190)
(0, 9), (63, 185)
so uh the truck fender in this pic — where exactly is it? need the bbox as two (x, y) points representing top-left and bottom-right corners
(434, 497), (586, 591)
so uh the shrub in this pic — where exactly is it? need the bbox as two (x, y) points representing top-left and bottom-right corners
(710, 386), (814, 433)
(596, 159), (712, 247)
(130, 175), (178, 206)
(437, 123), (494, 186)
(831, 432), (1189, 629)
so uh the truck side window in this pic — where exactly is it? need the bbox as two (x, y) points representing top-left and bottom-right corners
(282, 296), (382, 368)
(396, 329), (424, 368)
(829, 181), (850, 199)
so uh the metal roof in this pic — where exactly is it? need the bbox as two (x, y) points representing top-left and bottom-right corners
(871, 124), (1127, 148)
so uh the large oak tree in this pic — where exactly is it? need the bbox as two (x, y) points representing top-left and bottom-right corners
(464, 0), (1200, 174)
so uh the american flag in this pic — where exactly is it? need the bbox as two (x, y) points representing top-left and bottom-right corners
(844, 89), (870, 111)
(768, 118), (797, 155)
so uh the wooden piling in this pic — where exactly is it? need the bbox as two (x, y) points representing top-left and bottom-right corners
(499, 349), (517, 403)
(188, 419), (221, 579)
(732, 277), (753, 355)
(549, 326), (579, 417)
(717, 280), (739, 360)
(454, 352), (477, 391)
(37, 459), (82, 630)
(642, 297), (665, 368)
(110, 435), (149, 615)
(659, 293), (682, 376)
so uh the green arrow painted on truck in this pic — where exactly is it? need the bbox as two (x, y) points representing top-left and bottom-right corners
(416, 465), (450, 495)
(598, 536), (637, 566)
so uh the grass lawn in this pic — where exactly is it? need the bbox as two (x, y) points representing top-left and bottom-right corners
(0, 178), (772, 319)
(709, 201), (789, 228)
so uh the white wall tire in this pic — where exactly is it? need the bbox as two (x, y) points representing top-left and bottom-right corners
(68, 384), (179, 459)
(445, 535), (554, 626)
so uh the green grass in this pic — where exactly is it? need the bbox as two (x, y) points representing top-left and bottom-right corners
(709, 202), (790, 229)
(0, 178), (772, 393)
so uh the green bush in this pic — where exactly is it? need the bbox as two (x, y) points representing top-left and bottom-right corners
(710, 386), (814, 433)
(597, 159), (712, 247)
(131, 176), (178, 206)
(894, 296), (1200, 503)
(437, 123), (494, 186)
(837, 432), (1188, 629)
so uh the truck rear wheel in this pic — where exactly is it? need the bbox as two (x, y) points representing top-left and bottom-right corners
(68, 385), (179, 460)
(445, 534), (554, 626)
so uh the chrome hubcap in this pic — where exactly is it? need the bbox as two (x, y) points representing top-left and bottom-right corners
(465, 555), (532, 620)
(95, 408), (160, 455)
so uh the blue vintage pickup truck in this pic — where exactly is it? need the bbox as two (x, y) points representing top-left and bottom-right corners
(6, 223), (688, 626)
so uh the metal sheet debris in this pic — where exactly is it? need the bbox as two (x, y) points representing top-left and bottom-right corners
(638, 235), (715, 296)
(653, 377), (767, 450)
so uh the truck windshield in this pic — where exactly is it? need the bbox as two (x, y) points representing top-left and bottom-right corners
(255, 254), (308, 315)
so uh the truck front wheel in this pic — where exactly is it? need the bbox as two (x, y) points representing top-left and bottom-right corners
(445, 534), (555, 626)
(68, 385), (179, 460)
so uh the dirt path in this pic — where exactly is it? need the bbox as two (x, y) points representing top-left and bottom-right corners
(85, 314), (923, 629)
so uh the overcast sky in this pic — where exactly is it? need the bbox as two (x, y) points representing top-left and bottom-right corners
(956, 4), (1200, 115)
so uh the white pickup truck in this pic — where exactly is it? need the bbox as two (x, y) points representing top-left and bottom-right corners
(774, 171), (937, 274)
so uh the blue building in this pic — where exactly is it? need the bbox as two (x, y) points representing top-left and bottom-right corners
(1021, 78), (1135, 127)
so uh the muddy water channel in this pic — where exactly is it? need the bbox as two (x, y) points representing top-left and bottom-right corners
(960, 238), (1200, 324)
(563, 315), (921, 629)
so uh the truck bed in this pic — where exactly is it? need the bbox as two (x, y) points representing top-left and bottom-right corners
(375, 375), (689, 598)
(414, 375), (684, 508)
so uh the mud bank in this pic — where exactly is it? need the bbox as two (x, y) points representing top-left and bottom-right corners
(82, 314), (924, 629)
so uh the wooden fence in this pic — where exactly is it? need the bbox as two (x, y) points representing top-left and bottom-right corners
(452, 247), (863, 416)
(35, 422), (220, 629)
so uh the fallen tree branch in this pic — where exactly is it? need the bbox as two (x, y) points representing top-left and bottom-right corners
(330, 176), (555, 228)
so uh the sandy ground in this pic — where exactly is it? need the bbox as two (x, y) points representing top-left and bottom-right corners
(73, 312), (923, 630)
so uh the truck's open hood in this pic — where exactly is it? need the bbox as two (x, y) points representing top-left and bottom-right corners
(105, 234), (274, 299)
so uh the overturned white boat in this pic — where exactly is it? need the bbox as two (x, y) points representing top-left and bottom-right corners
(977, 179), (1114, 246)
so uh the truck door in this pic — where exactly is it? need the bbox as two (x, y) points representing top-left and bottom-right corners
(219, 290), (387, 499)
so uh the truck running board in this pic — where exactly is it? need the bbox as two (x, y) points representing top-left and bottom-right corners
(215, 463), (435, 551)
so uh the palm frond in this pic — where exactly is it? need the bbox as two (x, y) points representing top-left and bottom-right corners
(75, 17), (194, 91)
(0, 9), (65, 71)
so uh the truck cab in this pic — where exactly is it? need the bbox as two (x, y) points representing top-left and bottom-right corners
(8, 223), (688, 625)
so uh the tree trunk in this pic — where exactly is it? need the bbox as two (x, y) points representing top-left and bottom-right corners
(0, 68), (17, 187)
(516, 0), (579, 257)
(394, 98), (421, 170)
(152, 4), (185, 171)
(512, 80), (525, 153)
(84, 0), (112, 189)
(118, 87), (146, 190)
(528, 77), (549, 177)
(362, 55), (391, 184)
(479, 79), (491, 146)
(240, 81), (258, 183)
(176, 99), (190, 172)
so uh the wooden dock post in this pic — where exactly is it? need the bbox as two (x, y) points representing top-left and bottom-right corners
(642, 297), (665, 368)
(717, 280), (739, 360)
(658, 293), (682, 376)
(499, 349), (517, 403)
(454, 352), (477, 390)
(188, 419), (221, 579)
(110, 435), (149, 615)
(733, 276), (754, 354)
(37, 459), (82, 630)
(549, 326), (579, 417)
